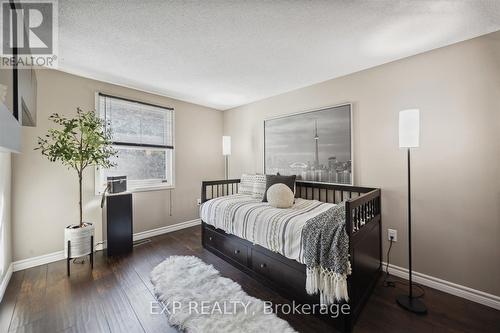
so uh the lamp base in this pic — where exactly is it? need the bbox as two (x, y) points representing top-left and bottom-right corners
(396, 295), (427, 314)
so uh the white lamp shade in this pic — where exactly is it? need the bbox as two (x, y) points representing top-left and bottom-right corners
(399, 109), (420, 148)
(222, 136), (231, 155)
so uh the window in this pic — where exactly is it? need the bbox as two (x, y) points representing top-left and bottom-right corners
(96, 93), (174, 193)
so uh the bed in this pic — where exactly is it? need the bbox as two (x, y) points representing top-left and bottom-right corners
(201, 194), (338, 263)
(200, 179), (381, 333)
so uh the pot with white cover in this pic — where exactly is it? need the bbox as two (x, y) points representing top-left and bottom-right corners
(36, 108), (116, 275)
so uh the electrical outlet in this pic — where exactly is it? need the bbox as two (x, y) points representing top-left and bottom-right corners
(388, 229), (397, 242)
(197, 198), (202, 205)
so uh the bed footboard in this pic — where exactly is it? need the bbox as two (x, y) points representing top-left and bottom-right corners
(346, 188), (382, 323)
(294, 182), (382, 326)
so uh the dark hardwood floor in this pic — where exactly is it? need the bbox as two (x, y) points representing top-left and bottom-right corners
(1, 226), (499, 332)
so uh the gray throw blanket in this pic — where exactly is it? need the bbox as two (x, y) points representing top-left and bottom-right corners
(301, 202), (351, 304)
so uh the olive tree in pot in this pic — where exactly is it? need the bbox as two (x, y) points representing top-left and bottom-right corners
(36, 108), (116, 260)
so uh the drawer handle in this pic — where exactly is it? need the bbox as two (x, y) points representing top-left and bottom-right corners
(260, 263), (266, 268)
(234, 249), (240, 254)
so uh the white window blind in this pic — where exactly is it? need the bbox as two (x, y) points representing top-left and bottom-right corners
(97, 93), (174, 192)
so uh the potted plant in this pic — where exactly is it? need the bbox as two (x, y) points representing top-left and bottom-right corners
(36, 108), (116, 261)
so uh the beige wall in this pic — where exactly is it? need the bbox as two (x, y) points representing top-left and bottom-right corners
(224, 32), (500, 296)
(12, 69), (224, 261)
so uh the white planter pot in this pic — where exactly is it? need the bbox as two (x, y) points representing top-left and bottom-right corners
(64, 223), (94, 258)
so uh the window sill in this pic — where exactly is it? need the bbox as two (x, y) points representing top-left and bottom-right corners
(128, 185), (175, 193)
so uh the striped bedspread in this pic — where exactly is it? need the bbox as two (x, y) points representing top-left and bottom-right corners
(200, 194), (336, 263)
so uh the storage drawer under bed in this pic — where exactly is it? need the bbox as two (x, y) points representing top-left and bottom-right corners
(251, 248), (306, 293)
(203, 223), (316, 303)
(203, 227), (249, 266)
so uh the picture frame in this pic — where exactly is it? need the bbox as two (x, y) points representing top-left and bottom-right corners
(264, 103), (353, 185)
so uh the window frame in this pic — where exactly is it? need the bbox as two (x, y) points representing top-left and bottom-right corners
(94, 92), (175, 195)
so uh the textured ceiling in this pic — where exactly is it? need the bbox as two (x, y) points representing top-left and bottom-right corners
(58, 1), (500, 110)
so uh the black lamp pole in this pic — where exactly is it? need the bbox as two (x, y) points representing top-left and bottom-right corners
(396, 148), (427, 314)
(224, 155), (229, 180)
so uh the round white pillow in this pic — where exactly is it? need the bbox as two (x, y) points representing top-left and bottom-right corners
(266, 183), (294, 208)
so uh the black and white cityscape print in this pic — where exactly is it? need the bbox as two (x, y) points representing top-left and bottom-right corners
(264, 104), (352, 184)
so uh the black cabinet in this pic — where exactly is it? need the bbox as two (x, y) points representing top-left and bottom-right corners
(105, 193), (133, 256)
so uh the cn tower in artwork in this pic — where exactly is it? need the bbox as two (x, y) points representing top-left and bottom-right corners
(314, 120), (320, 169)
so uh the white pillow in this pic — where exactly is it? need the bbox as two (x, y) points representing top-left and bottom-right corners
(266, 183), (294, 209)
(252, 174), (267, 199)
(238, 174), (255, 195)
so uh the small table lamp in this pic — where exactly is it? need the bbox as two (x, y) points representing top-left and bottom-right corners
(397, 109), (427, 314)
(222, 136), (231, 179)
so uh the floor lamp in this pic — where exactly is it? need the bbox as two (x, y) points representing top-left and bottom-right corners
(396, 109), (427, 314)
(222, 136), (231, 180)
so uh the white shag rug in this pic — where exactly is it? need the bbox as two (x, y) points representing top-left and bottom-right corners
(151, 255), (297, 333)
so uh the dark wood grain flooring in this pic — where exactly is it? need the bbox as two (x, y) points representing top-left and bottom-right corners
(1, 226), (499, 333)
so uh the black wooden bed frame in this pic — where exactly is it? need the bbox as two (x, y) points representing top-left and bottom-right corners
(201, 179), (381, 332)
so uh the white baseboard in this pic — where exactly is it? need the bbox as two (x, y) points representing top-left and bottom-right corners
(133, 218), (200, 241)
(383, 262), (500, 310)
(12, 219), (201, 272)
(13, 250), (65, 272)
(0, 263), (13, 302)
